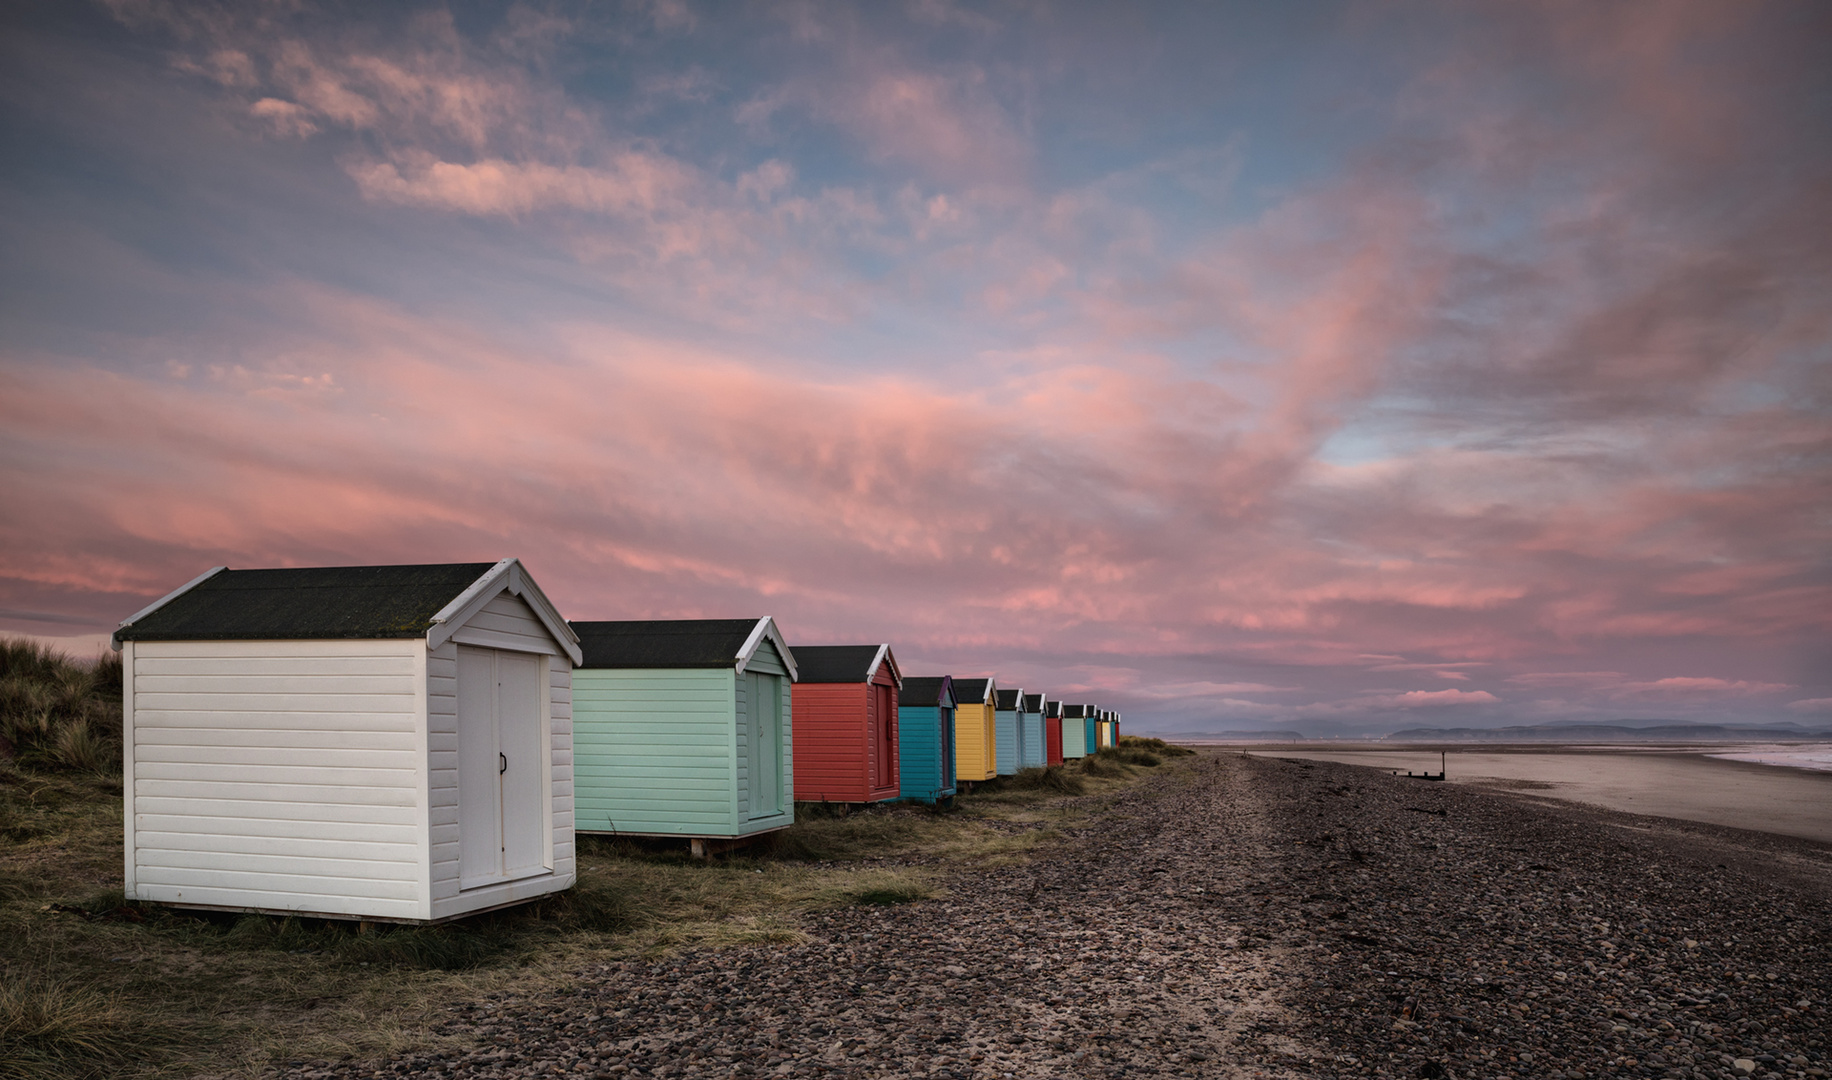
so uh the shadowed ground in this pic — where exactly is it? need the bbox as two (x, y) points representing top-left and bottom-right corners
(275, 751), (1832, 1079)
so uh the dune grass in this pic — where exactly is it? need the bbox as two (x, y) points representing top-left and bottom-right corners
(0, 973), (168, 1080)
(0, 638), (1186, 1077)
(0, 639), (122, 774)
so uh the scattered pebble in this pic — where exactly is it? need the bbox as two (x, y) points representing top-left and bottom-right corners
(278, 753), (1832, 1079)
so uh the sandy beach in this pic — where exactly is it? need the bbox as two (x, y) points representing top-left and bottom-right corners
(1242, 746), (1832, 845)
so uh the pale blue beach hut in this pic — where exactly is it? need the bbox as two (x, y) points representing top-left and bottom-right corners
(993, 687), (1025, 777)
(1019, 692), (1046, 769)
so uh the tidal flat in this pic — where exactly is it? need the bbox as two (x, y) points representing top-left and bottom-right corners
(1243, 747), (1832, 845)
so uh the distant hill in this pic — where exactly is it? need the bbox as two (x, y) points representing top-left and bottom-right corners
(1387, 722), (1832, 743)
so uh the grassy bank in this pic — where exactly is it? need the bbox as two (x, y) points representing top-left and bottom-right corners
(0, 638), (1188, 1078)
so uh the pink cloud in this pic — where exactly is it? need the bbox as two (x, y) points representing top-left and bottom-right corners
(1359, 690), (1500, 709)
(349, 154), (701, 218)
(249, 97), (317, 138)
(1612, 677), (1795, 701)
(1507, 671), (1627, 688)
(1366, 660), (1489, 673)
(4, 0), (1825, 731)
(737, 19), (1029, 188)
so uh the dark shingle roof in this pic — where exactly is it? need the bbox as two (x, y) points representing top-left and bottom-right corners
(116, 563), (498, 642)
(570, 619), (766, 669)
(899, 676), (952, 708)
(1063, 705), (1088, 718)
(794, 645), (884, 684)
(953, 677), (993, 704)
(1022, 693), (1043, 712)
(995, 688), (1021, 710)
(1044, 700), (1061, 717)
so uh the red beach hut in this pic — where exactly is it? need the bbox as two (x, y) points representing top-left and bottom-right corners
(789, 644), (902, 804)
(1043, 699), (1064, 765)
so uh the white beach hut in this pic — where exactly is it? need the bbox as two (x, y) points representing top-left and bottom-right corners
(112, 559), (582, 923)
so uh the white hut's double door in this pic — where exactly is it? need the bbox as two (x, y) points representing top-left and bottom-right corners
(456, 645), (547, 889)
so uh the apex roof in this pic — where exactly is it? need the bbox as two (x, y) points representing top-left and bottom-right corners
(793, 644), (899, 685)
(899, 675), (954, 708)
(952, 677), (996, 704)
(1022, 693), (1043, 712)
(112, 560), (581, 664)
(995, 688), (1022, 710)
(570, 617), (796, 679)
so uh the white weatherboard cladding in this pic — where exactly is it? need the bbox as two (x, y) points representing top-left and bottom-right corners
(127, 639), (424, 920)
(125, 587), (575, 923)
(426, 590), (573, 921)
(449, 591), (569, 658)
(455, 646), (547, 888)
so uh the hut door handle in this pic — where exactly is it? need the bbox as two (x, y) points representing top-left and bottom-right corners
(500, 752), (507, 775)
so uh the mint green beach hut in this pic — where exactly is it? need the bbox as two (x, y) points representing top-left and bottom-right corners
(1061, 704), (1091, 758)
(569, 618), (797, 853)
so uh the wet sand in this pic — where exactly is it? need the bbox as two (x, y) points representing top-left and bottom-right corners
(1243, 745), (1832, 844)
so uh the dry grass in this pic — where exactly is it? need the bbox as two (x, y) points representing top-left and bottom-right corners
(1116, 734), (1197, 759)
(0, 639), (121, 774)
(0, 649), (1186, 1078)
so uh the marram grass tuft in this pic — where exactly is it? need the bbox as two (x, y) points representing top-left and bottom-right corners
(0, 638), (122, 773)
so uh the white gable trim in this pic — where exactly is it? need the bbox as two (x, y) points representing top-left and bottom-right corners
(426, 558), (583, 666)
(866, 643), (900, 687)
(112, 566), (227, 650)
(734, 616), (798, 681)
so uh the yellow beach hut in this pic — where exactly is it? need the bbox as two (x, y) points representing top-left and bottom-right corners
(950, 677), (998, 785)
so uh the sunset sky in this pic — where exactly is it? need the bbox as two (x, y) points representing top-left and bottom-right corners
(2, 0), (1828, 735)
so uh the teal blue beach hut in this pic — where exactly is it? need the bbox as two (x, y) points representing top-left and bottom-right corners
(1084, 707), (1101, 754)
(993, 687), (1025, 777)
(897, 676), (956, 804)
(569, 618), (797, 852)
(1020, 693), (1046, 769)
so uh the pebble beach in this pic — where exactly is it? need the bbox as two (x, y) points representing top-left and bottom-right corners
(282, 752), (1832, 1080)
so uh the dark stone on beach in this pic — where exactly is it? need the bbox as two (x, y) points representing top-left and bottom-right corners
(277, 752), (1832, 1080)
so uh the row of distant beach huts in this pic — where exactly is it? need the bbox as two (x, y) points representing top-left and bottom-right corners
(110, 559), (1127, 924)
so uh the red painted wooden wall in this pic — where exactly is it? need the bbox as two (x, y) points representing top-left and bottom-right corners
(1045, 713), (1064, 765)
(791, 665), (900, 803)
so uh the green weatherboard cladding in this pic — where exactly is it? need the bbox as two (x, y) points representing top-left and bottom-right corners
(570, 620), (794, 839)
(1061, 705), (1090, 758)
